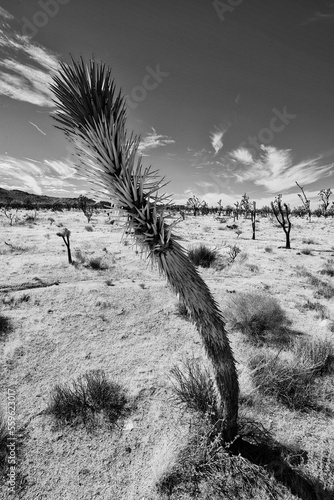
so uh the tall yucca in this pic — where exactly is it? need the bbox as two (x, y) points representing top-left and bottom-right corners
(50, 57), (239, 442)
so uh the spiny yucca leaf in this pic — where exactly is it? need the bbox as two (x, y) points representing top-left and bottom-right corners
(50, 57), (239, 442)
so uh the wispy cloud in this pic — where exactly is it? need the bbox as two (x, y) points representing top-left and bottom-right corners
(0, 155), (77, 195)
(0, 15), (59, 106)
(210, 127), (227, 155)
(230, 147), (253, 165)
(229, 145), (334, 192)
(0, 7), (14, 20)
(29, 121), (46, 135)
(138, 128), (175, 155)
(301, 11), (334, 25)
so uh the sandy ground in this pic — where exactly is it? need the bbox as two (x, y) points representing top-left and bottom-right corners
(1, 209), (334, 499)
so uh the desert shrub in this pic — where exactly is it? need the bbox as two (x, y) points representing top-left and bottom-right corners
(302, 238), (316, 245)
(264, 246), (273, 253)
(85, 225), (94, 232)
(74, 248), (86, 264)
(301, 248), (312, 255)
(156, 419), (292, 500)
(292, 337), (334, 376)
(170, 359), (219, 423)
(296, 268), (334, 300)
(228, 244), (241, 263)
(225, 293), (289, 344)
(0, 314), (12, 338)
(176, 300), (190, 320)
(188, 245), (217, 268)
(246, 263), (259, 273)
(249, 353), (318, 410)
(47, 370), (127, 426)
(301, 300), (327, 319)
(87, 257), (108, 270)
(319, 259), (334, 277)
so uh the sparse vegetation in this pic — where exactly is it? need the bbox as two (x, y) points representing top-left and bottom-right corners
(188, 244), (217, 268)
(225, 292), (289, 344)
(301, 247), (312, 255)
(85, 225), (94, 232)
(87, 256), (108, 270)
(47, 370), (128, 427)
(0, 314), (12, 338)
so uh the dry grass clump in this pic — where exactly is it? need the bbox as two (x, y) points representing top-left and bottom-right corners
(249, 352), (317, 411)
(292, 336), (334, 376)
(264, 246), (273, 253)
(300, 299), (327, 319)
(319, 259), (334, 277)
(224, 292), (289, 344)
(87, 256), (108, 270)
(188, 244), (218, 268)
(0, 314), (12, 339)
(169, 359), (219, 423)
(300, 248), (313, 255)
(296, 267), (334, 299)
(302, 238), (316, 245)
(84, 225), (94, 232)
(47, 370), (128, 427)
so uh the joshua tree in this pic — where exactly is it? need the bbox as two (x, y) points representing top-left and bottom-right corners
(251, 201), (256, 240)
(50, 57), (239, 442)
(295, 182), (311, 221)
(318, 188), (332, 217)
(187, 195), (202, 216)
(240, 193), (251, 218)
(271, 195), (292, 249)
(78, 194), (94, 222)
(56, 228), (72, 264)
(217, 199), (223, 216)
(233, 201), (240, 221)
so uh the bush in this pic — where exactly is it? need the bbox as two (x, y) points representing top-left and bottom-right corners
(85, 225), (94, 232)
(302, 238), (316, 245)
(228, 244), (241, 263)
(0, 314), (12, 338)
(264, 246), (273, 253)
(188, 245), (217, 268)
(319, 259), (334, 277)
(300, 300), (327, 319)
(170, 359), (219, 423)
(301, 248), (312, 255)
(47, 370), (128, 426)
(292, 337), (334, 376)
(249, 353), (318, 411)
(225, 293), (289, 344)
(87, 257), (108, 270)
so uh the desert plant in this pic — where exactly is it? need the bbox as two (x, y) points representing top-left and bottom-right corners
(85, 225), (93, 232)
(170, 359), (219, 423)
(78, 195), (95, 222)
(188, 244), (217, 268)
(296, 181), (311, 221)
(292, 336), (334, 376)
(1, 207), (20, 226)
(87, 256), (108, 270)
(225, 292), (288, 344)
(301, 247), (312, 255)
(251, 201), (256, 239)
(320, 259), (334, 277)
(264, 246), (273, 253)
(217, 199), (223, 216)
(228, 244), (241, 263)
(318, 188), (332, 216)
(51, 57), (239, 441)
(249, 353), (318, 410)
(74, 248), (86, 264)
(0, 314), (12, 338)
(56, 228), (72, 264)
(302, 238), (316, 245)
(47, 370), (127, 426)
(271, 195), (292, 249)
(176, 299), (190, 320)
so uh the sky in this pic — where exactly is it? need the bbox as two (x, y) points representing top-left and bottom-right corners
(0, 0), (333, 208)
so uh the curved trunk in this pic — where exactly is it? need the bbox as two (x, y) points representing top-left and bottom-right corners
(157, 240), (239, 441)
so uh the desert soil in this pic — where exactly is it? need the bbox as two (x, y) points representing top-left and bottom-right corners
(1, 210), (334, 499)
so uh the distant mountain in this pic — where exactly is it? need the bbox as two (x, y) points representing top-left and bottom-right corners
(0, 188), (106, 209)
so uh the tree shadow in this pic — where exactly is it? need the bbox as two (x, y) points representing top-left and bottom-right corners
(229, 421), (333, 500)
